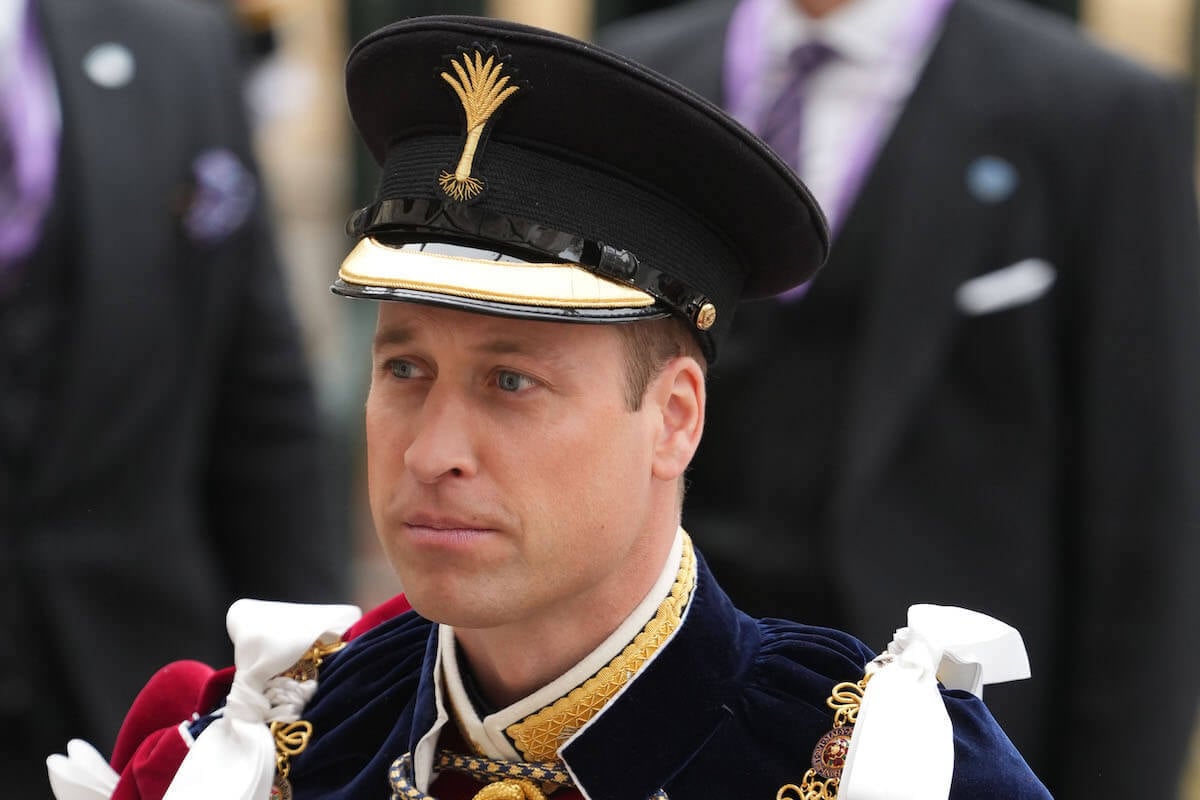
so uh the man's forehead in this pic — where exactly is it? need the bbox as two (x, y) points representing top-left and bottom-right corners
(373, 302), (616, 358)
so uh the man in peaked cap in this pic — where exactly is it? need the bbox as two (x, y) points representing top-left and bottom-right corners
(46, 16), (1049, 800)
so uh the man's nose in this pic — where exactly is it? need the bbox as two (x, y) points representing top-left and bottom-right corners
(403, 382), (478, 483)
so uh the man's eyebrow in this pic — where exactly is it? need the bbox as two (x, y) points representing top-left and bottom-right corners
(474, 339), (537, 356)
(374, 326), (572, 365)
(373, 326), (414, 350)
(472, 338), (569, 365)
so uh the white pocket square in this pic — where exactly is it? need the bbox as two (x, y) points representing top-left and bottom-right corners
(955, 258), (1056, 316)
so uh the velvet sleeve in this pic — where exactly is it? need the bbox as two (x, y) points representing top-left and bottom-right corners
(749, 619), (1052, 799)
(105, 662), (234, 800)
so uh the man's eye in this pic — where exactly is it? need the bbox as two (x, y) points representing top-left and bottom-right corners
(495, 370), (535, 393)
(388, 359), (423, 379)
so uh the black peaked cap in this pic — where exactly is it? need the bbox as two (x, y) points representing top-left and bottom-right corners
(335, 15), (829, 362)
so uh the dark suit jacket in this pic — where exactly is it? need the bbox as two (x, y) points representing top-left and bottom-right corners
(601, 1), (1200, 797)
(6, 0), (347, 769)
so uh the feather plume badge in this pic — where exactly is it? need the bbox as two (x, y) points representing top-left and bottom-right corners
(438, 48), (522, 202)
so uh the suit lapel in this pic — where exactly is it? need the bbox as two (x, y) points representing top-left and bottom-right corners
(830, 0), (991, 526)
(35, 0), (172, 492)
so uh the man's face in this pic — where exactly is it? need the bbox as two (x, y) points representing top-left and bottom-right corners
(366, 302), (667, 631)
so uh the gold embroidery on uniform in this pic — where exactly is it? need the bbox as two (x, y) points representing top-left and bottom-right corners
(439, 50), (521, 202)
(504, 534), (698, 761)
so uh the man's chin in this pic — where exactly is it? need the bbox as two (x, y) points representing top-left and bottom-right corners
(399, 580), (516, 629)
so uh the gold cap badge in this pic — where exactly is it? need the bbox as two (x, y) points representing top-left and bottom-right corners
(439, 49), (521, 202)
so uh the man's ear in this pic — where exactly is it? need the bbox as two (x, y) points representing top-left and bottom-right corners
(649, 356), (706, 482)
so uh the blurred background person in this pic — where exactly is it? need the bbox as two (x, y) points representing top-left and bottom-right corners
(598, 0), (1200, 797)
(0, 0), (347, 793)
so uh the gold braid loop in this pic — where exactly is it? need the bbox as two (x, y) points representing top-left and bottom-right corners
(775, 674), (873, 800)
(788, 770), (840, 800)
(270, 720), (313, 779)
(827, 679), (868, 728)
(269, 638), (347, 799)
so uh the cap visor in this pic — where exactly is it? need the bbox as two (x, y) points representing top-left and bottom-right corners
(337, 237), (659, 311)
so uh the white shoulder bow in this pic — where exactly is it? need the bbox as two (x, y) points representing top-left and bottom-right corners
(839, 604), (1030, 800)
(47, 599), (361, 800)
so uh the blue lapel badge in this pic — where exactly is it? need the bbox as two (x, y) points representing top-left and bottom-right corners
(965, 156), (1018, 204)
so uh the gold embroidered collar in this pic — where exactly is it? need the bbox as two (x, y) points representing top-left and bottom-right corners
(440, 530), (698, 765)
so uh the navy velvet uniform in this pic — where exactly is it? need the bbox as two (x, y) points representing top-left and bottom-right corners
(287, 554), (1049, 800)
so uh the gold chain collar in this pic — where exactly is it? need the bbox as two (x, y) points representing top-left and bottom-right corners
(775, 674), (872, 800)
(269, 639), (348, 800)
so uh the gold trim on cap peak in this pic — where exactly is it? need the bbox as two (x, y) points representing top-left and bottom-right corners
(338, 237), (658, 309)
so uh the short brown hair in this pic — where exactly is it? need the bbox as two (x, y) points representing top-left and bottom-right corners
(616, 317), (708, 411)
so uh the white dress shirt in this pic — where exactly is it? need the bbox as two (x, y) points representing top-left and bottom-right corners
(727, 0), (952, 232)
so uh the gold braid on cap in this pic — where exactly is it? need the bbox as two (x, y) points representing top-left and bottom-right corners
(439, 50), (521, 202)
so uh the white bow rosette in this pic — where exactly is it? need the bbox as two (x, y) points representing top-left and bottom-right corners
(838, 604), (1031, 800)
(47, 599), (362, 800)
(46, 739), (120, 800)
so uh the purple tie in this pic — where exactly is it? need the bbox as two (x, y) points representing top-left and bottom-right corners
(756, 41), (835, 175)
(0, 123), (15, 226)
